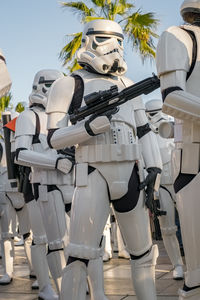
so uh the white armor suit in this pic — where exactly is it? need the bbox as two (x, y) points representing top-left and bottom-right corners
(0, 112), (35, 286)
(46, 19), (163, 300)
(156, 0), (200, 298)
(15, 70), (68, 300)
(145, 99), (184, 280)
(0, 55), (34, 286)
(15, 69), (109, 300)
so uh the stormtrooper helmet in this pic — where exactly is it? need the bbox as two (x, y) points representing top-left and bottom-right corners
(180, 0), (200, 23)
(145, 99), (170, 132)
(29, 69), (64, 108)
(77, 19), (127, 76)
(0, 49), (12, 98)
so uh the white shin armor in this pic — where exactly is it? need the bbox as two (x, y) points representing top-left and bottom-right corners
(61, 260), (87, 300)
(87, 257), (108, 300)
(38, 185), (67, 250)
(130, 245), (159, 300)
(31, 244), (50, 292)
(46, 249), (66, 294)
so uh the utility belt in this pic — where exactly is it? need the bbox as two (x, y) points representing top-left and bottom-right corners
(75, 143), (141, 163)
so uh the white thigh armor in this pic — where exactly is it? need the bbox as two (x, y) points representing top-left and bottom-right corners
(114, 190), (152, 256)
(26, 199), (47, 245)
(38, 185), (68, 249)
(66, 169), (110, 260)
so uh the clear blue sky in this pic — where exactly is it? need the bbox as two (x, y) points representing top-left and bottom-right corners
(0, 0), (182, 106)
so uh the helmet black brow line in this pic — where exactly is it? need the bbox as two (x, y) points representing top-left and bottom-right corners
(38, 76), (55, 85)
(86, 30), (124, 39)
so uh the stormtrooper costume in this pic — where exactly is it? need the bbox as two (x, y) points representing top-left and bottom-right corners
(46, 19), (162, 300)
(0, 112), (35, 286)
(15, 70), (67, 300)
(0, 54), (34, 285)
(15, 69), (108, 300)
(156, 1), (200, 298)
(145, 99), (184, 280)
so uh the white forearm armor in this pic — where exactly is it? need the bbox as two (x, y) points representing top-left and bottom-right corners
(15, 108), (73, 184)
(135, 107), (162, 170)
(49, 116), (111, 150)
(15, 135), (57, 168)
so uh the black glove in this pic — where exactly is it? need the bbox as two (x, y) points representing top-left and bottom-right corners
(139, 167), (162, 213)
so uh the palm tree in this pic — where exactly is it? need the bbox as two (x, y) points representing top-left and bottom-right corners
(15, 102), (26, 113)
(0, 93), (13, 118)
(60, 0), (159, 71)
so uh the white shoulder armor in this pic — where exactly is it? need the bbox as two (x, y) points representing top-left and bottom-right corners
(121, 75), (145, 111)
(46, 76), (75, 114)
(156, 26), (193, 77)
(15, 109), (36, 138)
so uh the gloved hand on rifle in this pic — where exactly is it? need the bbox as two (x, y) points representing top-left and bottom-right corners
(55, 154), (75, 174)
(139, 167), (162, 214)
(84, 109), (117, 137)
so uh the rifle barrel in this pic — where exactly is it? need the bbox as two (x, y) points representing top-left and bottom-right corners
(69, 75), (160, 124)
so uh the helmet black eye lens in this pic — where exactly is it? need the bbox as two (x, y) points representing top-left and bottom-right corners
(117, 39), (122, 46)
(45, 83), (52, 88)
(96, 36), (111, 43)
(149, 112), (157, 117)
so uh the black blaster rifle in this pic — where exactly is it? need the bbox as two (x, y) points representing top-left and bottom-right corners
(69, 74), (160, 124)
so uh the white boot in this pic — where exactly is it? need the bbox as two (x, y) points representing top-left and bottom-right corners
(103, 220), (112, 261)
(118, 249), (130, 259)
(103, 251), (112, 262)
(23, 233), (36, 278)
(15, 237), (24, 246)
(179, 287), (200, 299)
(46, 249), (66, 294)
(61, 260), (87, 300)
(173, 265), (184, 280)
(0, 239), (14, 285)
(31, 244), (58, 299)
(130, 244), (159, 300)
(38, 284), (59, 300)
(32, 279), (39, 290)
(161, 226), (184, 279)
(88, 257), (108, 300)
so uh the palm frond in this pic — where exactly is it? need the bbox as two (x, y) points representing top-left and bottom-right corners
(59, 32), (82, 66)
(0, 93), (12, 114)
(123, 11), (159, 58)
(90, 0), (106, 7)
(15, 102), (25, 113)
(117, 0), (134, 16)
(67, 58), (82, 72)
(84, 16), (104, 22)
(61, 1), (95, 19)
